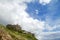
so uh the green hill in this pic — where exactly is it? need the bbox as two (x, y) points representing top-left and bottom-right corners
(0, 24), (37, 40)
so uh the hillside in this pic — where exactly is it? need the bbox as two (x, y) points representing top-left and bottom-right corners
(0, 24), (37, 40)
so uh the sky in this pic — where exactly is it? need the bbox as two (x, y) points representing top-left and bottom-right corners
(0, 0), (60, 40)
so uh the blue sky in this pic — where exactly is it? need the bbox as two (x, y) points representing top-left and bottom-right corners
(25, 0), (60, 32)
(26, 0), (60, 21)
(26, 1), (48, 21)
(0, 0), (60, 40)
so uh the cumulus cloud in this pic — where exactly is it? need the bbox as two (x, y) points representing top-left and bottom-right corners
(35, 31), (60, 40)
(41, 31), (60, 40)
(39, 0), (51, 5)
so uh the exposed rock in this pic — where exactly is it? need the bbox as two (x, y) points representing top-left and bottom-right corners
(0, 29), (13, 40)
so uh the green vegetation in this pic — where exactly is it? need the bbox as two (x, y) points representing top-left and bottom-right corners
(0, 24), (37, 40)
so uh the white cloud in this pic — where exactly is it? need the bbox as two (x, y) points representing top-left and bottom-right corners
(35, 31), (60, 40)
(41, 31), (60, 40)
(39, 0), (51, 5)
(35, 10), (39, 14)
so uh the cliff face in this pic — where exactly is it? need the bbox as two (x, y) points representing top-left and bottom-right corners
(0, 24), (37, 40)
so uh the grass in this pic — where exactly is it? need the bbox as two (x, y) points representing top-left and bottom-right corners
(0, 24), (37, 40)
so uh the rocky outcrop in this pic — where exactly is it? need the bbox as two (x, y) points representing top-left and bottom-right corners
(6, 24), (21, 32)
